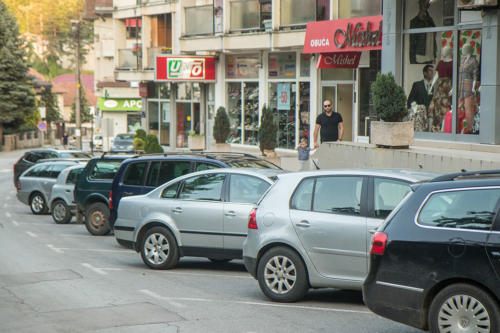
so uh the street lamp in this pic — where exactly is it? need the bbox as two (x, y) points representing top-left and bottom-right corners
(71, 19), (82, 150)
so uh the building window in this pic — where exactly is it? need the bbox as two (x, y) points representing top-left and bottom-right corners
(280, 0), (329, 27)
(403, 0), (482, 136)
(268, 52), (296, 79)
(338, 0), (381, 19)
(227, 82), (259, 145)
(230, 0), (270, 31)
(185, 5), (214, 35)
(126, 18), (142, 39)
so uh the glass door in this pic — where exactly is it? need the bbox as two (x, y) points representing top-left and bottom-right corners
(321, 84), (354, 142)
(160, 102), (170, 146)
(176, 102), (191, 148)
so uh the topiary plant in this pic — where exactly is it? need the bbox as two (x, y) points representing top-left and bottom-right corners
(144, 134), (163, 153)
(213, 106), (230, 144)
(133, 137), (145, 151)
(371, 72), (408, 122)
(258, 104), (277, 155)
(135, 128), (147, 141)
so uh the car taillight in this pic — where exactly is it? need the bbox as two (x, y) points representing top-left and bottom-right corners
(248, 208), (258, 230)
(16, 180), (21, 191)
(370, 232), (388, 255)
(109, 190), (113, 209)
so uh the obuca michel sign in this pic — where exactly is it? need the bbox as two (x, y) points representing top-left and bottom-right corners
(303, 15), (383, 54)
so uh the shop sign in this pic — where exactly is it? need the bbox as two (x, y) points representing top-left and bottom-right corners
(317, 52), (362, 69)
(97, 97), (142, 112)
(277, 83), (291, 110)
(156, 56), (216, 81)
(303, 15), (382, 53)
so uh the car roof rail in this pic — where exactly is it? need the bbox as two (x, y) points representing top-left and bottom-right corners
(430, 169), (500, 182)
(99, 151), (134, 159)
(129, 151), (259, 159)
(37, 158), (83, 163)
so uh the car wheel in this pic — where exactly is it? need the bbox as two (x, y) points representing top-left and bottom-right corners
(209, 258), (231, 263)
(140, 226), (179, 270)
(30, 192), (48, 215)
(429, 283), (500, 333)
(84, 202), (110, 236)
(257, 246), (309, 302)
(51, 200), (71, 224)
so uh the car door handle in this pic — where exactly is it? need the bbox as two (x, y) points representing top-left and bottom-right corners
(295, 220), (310, 228)
(225, 211), (236, 217)
(172, 207), (183, 214)
(65, 189), (71, 193)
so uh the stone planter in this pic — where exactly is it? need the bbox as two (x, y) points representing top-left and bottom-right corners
(188, 135), (205, 151)
(370, 121), (414, 148)
(214, 143), (231, 152)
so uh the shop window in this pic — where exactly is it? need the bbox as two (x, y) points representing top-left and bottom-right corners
(268, 53), (296, 79)
(339, 0), (381, 19)
(299, 82), (311, 145)
(227, 82), (259, 145)
(269, 82), (296, 149)
(126, 18), (142, 39)
(176, 83), (192, 100)
(300, 54), (311, 77)
(281, 0), (330, 27)
(148, 101), (159, 137)
(404, 0), (454, 29)
(226, 55), (260, 79)
(185, 5), (214, 35)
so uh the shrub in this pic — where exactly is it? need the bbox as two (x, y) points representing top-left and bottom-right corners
(213, 106), (230, 144)
(135, 128), (147, 141)
(258, 105), (277, 154)
(371, 72), (408, 122)
(133, 137), (145, 151)
(144, 134), (163, 153)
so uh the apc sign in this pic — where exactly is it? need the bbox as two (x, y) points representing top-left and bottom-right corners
(156, 56), (216, 81)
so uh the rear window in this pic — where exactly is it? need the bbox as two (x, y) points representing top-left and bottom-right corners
(122, 162), (148, 186)
(417, 188), (500, 231)
(48, 164), (72, 178)
(224, 159), (280, 169)
(60, 152), (92, 158)
(66, 168), (83, 184)
(89, 160), (122, 180)
(116, 134), (134, 140)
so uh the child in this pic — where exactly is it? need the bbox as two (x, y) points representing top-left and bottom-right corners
(296, 137), (311, 171)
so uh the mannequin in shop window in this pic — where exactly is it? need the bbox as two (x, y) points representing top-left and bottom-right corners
(410, 0), (436, 64)
(458, 43), (480, 134)
(429, 46), (453, 132)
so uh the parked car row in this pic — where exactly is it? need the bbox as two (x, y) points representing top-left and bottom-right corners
(15, 148), (500, 333)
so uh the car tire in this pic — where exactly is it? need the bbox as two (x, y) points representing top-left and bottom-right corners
(140, 226), (179, 270)
(84, 202), (110, 236)
(257, 246), (309, 302)
(429, 283), (500, 333)
(30, 192), (48, 215)
(51, 200), (71, 224)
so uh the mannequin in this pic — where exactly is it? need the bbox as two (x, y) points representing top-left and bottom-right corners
(428, 47), (453, 131)
(458, 43), (480, 134)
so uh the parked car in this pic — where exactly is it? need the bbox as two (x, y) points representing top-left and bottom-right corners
(111, 133), (135, 153)
(363, 170), (500, 333)
(109, 152), (282, 229)
(16, 160), (85, 215)
(13, 149), (91, 188)
(114, 168), (284, 269)
(93, 134), (103, 151)
(242, 169), (439, 302)
(75, 154), (132, 236)
(48, 165), (85, 224)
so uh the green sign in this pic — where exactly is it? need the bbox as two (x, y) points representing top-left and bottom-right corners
(97, 98), (142, 112)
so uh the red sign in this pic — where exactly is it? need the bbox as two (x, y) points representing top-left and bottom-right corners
(317, 52), (362, 69)
(37, 121), (47, 132)
(303, 15), (383, 54)
(156, 56), (216, 81)
(139, 81), (148, 97)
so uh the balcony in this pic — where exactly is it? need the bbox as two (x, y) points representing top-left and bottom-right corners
(146, 46), (172, 69)
(117, 48), (142, 71)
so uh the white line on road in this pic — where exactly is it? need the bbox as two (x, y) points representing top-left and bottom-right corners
(12, 220), (18, 226)
(58, 247), (133, 254)
(26, 231), (38, 238)
(82, 263), (108, 275)
(47, 244), (64, 254)
(6, 212), (11, 218)
(138, 289), (372, 314)
(151, 270), (253, 280)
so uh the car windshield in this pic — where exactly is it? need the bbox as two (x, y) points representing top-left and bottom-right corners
(115, 134), (134, 141)
(59, 152), (92, 158)
(225, 159), (280, 169)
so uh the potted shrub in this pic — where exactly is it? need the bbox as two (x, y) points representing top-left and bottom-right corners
(188, 130), (205, 151)
(370, 72), (414, 148)
(213, 106), (231, 151)
(258, 105), (277, 156)
(133, 129), (146, 153)
(144, 134), (164, 153)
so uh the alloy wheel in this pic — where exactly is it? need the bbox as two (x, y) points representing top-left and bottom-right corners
(263, 255), (297, 294)
(53, 202), (66, 221)
(31, 195), (45, 213)
(144, 233), (170, 265)
(438, 294), (491, 333)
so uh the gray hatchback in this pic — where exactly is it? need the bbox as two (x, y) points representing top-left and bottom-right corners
(243, 169), (439, 302)
(49, 165), (85, 224)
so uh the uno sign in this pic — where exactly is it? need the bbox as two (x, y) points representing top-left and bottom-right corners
(156, 56), (216, 81)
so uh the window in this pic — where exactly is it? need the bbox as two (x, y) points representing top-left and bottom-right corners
(161, 182), (180, 199)
(230, 0), (267, 31)
(195, 162), (220, 172)
(66, 168), (83, 184)
(339, 0), (381, 19)
(290, 178), (315, 211)
(90, 161), (122, 180)
(313, 177), (363, 216)
(48, 164), (72, 179)
(60, 152), (92, 158)
(145, 161), (160, 187)
(418, 188), (500, 230)
(122, 162), (148, 186)
(126, 18), (141, 39)
(225, 159), (280, 169)
(185, 5), (214, 35)
(158, 161), (191, 186)
(179, 174), (225, 201)
(25, 165), (47, 177)
(229, 174), (270, 204)
(24, 152), (41, 163)
(374, 178), (411, 218)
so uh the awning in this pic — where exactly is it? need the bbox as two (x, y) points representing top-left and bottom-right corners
(156, 56), (216, 82)
(97, 97), (142, 112)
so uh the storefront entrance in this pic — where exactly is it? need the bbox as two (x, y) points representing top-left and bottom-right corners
(321, 83), (354, 141)
(176, 101), (200, 148)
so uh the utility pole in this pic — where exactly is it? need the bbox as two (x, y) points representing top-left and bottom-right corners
(72, 20), (82, 150)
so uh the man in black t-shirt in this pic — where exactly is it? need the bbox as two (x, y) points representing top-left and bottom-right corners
(313, 99), (344, 148)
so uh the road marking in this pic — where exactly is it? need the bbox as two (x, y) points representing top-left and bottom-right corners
(139, 289), (187, 308)
(6, 212), (11, 218)
(12, 220), (19, 226)
(82, 263), (109, 275)
(138, 289), (372, 314)
(26, 231), (38, 238)
(47, 244), (64, 254)
(154, 270), (253, 280)
(57, 247), (133, 254)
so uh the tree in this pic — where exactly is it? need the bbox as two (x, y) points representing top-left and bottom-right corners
(70, 84), (91, 123)
(258, 105), (277, 154)
(213, 107), (230, 144)
(371, 72), (408, 122)
(40, 85), (61, 124)
(0, 0), (36, 137)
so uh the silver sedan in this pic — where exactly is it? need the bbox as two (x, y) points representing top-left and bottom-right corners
(114, 168), (284, 269)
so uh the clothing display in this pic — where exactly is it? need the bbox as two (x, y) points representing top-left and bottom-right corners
(436, 60), (452, 80)
(407, 79), (434, 109)
(458, 55), (479, 99)
(409, 13), (436, 64)
(428, 77), (452, 132)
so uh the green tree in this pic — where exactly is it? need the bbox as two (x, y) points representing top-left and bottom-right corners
(70, 84), (91, 123)
(40, 85), (61, 124)
(144, 134), (163, 153)
(213, 106), (230, 144)
(371, 72), (408, 122)
(258, 105), (277, 154)
(0, 0), (36, 137)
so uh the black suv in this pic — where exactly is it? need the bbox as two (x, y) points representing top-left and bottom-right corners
(109, 152), (281, 230)
(14, 149), (91, 187)
(363, 170), (500, 333)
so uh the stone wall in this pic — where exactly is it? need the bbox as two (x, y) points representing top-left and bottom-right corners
(2, 131), (43, 152)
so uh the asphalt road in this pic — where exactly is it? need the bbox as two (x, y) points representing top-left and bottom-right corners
(0, 150), (425, 333)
